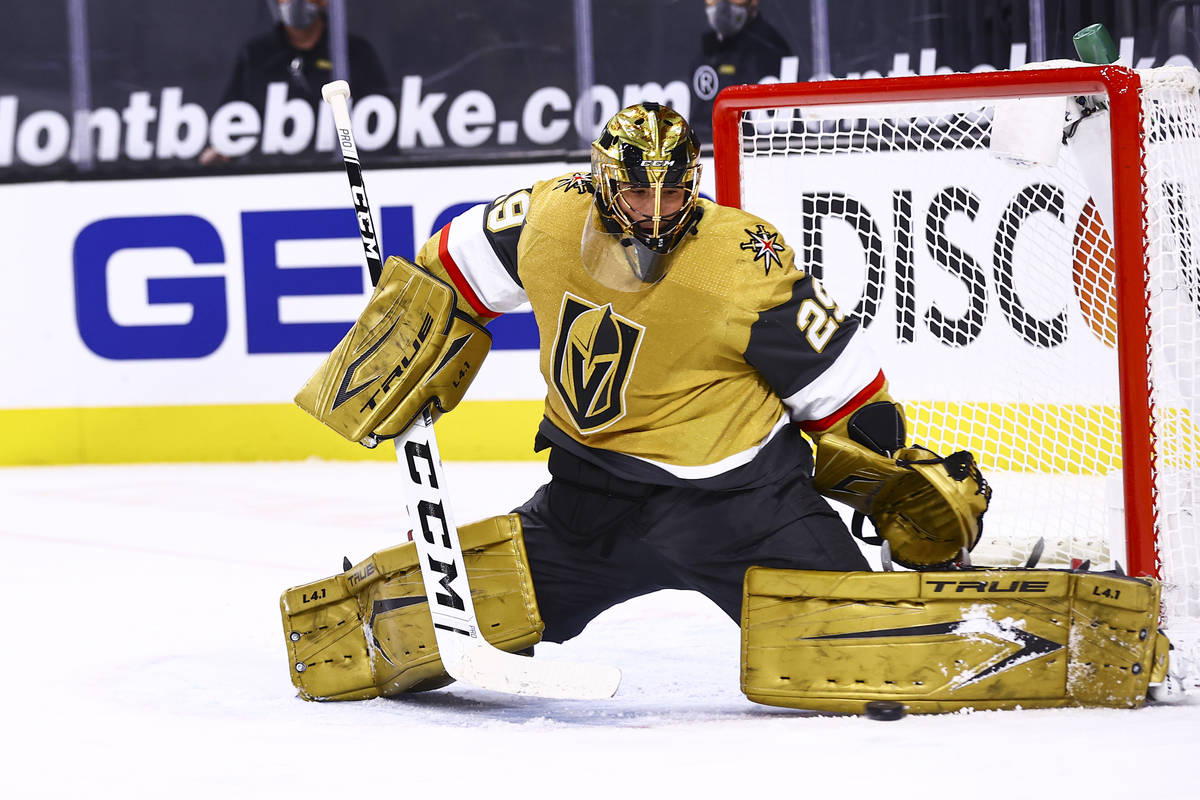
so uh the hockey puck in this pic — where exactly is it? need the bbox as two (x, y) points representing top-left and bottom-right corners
(863, 701), (907, 721)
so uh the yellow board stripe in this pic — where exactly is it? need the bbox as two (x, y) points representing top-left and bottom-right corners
(0, 401), (547, 465)
(2, 400), (1194, 469)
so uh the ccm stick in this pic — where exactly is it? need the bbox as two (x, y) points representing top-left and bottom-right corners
(320, 80), (621, 700)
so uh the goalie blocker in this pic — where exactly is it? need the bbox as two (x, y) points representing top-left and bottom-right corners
(741, 567), (1172, 713)
(295, 254), (491, 445)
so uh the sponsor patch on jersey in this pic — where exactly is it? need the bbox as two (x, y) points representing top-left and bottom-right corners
(551, 293), (643, 433)
(740, 224), (786, 275)
(554, 173), (594, 195)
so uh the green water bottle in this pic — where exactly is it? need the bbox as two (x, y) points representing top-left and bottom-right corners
(1073, 23), (1118, 65)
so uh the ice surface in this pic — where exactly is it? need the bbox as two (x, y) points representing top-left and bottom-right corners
(2, 460), (1197, 799)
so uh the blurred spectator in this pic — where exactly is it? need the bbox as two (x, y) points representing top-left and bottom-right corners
(201, 0), (389, 164)
(690, 0), (794, 144)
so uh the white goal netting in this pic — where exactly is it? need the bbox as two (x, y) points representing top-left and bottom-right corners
(725, 66), (1200, 674)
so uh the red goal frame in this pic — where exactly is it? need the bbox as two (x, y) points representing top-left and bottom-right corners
(712, 66), (1157, 579)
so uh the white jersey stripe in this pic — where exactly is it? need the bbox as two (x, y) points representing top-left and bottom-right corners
(444, 204), (530, 314)
(782, 331), (883, 423)
(626, 413), (792, 479)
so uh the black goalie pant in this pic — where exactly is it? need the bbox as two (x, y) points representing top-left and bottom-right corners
(513, 448), (869, 644)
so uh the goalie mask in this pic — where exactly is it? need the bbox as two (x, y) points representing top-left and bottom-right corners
(584, 102), (702, 291)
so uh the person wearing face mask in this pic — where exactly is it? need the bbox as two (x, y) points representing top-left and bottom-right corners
(690, 0), (794, 143)
(201, 0), (389, 164)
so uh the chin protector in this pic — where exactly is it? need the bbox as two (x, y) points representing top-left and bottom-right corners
(295, 255), (491, 445)
(280, 514), (542, 701)
(741, 567), (1171, 714)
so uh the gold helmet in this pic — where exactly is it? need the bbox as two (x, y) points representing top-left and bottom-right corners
(590, 102), (702, 258)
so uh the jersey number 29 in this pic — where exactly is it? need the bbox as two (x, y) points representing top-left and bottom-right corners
(796, 279), (845, 353)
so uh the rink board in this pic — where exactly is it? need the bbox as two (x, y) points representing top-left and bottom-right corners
(4, 155), (1194, 466)
(0, 163), (582, 465)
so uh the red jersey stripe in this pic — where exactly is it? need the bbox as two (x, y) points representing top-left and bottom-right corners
(796, 370), (886, 432)
(436, 222), (500, 319)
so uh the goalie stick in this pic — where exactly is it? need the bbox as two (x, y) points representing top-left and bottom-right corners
(321, 80), (621, 700)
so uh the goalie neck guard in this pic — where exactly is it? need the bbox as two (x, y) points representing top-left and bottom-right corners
(586, 102), (701, 289)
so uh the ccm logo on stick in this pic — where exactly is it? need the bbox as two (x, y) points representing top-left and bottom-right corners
(403, 440), (468, 617)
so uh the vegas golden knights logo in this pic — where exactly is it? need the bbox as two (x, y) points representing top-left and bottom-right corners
(552, 293), (643, 433)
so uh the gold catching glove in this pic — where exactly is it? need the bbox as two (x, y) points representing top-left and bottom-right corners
(815, 436), (991, 568)
(810, 399), (991, 569)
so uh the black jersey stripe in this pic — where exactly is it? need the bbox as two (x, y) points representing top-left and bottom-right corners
(536, 418), (812, 492)
(480, 190), (528, 289)
(744, 276), (861, 400)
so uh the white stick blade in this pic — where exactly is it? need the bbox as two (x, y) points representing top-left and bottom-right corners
(457, 645), (622, 700)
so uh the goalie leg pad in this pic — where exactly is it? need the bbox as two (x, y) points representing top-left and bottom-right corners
(740, 567), (1168, 714)
(280, 514), (543, 701)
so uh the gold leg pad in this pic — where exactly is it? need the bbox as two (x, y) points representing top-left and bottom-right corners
(741, 568), (1166, 714)
(281, 513), (542, 701)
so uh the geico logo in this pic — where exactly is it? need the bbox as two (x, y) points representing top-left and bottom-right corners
(794, 183), (1180, 349)
(71, 206), (459, 360)
(924, 579), (1051, 593)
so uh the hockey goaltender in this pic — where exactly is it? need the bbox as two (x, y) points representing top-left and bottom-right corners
(282, 102), (1175, 714)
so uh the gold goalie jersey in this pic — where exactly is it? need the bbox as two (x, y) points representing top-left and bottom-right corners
(415, 172), (885, 489)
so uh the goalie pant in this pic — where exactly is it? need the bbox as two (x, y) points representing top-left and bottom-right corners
(515, 439), (869, 643)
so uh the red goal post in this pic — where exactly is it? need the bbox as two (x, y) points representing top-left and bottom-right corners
(712, 65), (1200, 663)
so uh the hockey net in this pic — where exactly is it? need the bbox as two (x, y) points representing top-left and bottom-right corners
(714, 65), (1200, 676)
